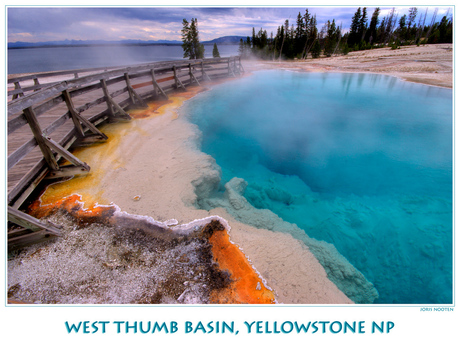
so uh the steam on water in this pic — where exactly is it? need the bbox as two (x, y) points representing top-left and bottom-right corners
(185, 70), (453, 304)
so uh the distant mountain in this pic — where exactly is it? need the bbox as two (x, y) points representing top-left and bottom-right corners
(8, 39), (182, 48)
(8, 36), (246, 49)
(203, 36), (247, 44)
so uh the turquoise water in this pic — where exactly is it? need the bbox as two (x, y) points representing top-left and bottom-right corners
(184, 70), (453, 304)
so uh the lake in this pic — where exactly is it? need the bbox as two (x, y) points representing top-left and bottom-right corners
(184, 70), (453, 304)
(8, 44), (240, 74)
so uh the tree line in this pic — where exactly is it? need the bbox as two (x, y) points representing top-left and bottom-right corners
(238, 7), (453, 60)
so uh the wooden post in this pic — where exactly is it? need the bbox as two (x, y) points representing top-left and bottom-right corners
(189, 64), (200, 86)
(228, 59), (236, 77)
(173, 66), (179, 89)
(125, 73), (136, 104)
(33, 77), (40, 92)
(12, 82), (24, 100)
(150, 69), (169, 99)
(173, 66), (186, 90)
(63, 90), (85, 137)
(201, 61), (211, 81)
(42, 137), (90, 169)
(100, 78), (131, 120)
(23, 107), (60, 170)
(100, 79), (116, 116)
(124, 73), (147, 107)
(62, 89), (108, 144)
(23, 106), (90, 178)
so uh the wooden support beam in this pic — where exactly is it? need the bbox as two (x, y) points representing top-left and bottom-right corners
(42, 136), (90, 171)
(150, 69), (169, 99)
(71, 134), (108, 147)
(201, 62), (212, 81)
(8, 230), (59, 249)
(62, 89), (108, 141)
(189, 64), (201, 86)
(100, 79), (116, 116)
(46, 164), (90, 179)
(8, 206), (62, 236)
(23, 107), (60, 170)
(173, 66), (186, 90)
(63, 90), (85, 137)
(124, 73), (147, 107)
(228, 60), (236, 77)
(125, 73), (136, 103)
(100, 79), (131, 120)
(239, 58), (245, 74)
(12, 81), (24, 100)
(33, 78), (40, 92)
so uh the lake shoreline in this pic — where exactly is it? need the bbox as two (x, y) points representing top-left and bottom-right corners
(244, 43), (452, 89)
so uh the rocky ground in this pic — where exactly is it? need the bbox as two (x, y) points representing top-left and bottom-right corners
(246, 43), (452, 88)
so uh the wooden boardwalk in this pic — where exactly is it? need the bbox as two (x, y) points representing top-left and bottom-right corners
(7, 56), (244, 248)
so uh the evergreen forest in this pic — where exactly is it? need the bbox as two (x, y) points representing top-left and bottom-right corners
(238, 7), (453, 60)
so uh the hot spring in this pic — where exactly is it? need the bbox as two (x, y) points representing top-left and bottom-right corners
(182, 70), (453, 304)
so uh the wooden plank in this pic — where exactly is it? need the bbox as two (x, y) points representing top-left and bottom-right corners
(8, 160), (48, 207)
(132, 80), (153, 89)
(8, 113), (28, 135)
(8, 206), (62, 235)
(8, 138), (38, 170)
(157, 75), (175, 83)
(8, 82), (68, 116)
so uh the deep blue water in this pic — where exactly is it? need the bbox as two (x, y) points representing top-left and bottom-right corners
(8, 44), (240, 74)
(185, 70), (453, 304)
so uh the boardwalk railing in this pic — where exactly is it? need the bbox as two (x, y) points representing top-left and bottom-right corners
(7, 56), (244, 248)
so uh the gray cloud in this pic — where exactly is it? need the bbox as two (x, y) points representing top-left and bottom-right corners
(7, 6), (452, 43)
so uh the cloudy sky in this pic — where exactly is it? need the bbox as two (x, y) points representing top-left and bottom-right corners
(7, 6), (452, 43)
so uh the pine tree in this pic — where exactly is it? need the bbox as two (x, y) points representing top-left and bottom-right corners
(238, 38), (244, 56)
(311, 39), (321, 58)
(358, 7), (368, 42)
(181, 18), (205, 59)
(365, 7), (380, 44)
(406, 7), (418, 41)
(212, 43), (220, 58)
(324, 20), (339, 57)
(181, 19), (192, 58)
(348, 7), (362, 47)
